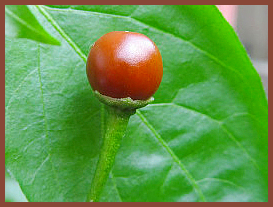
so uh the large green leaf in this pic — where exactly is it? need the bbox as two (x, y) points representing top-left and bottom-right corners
(5, 5), (60, 45)
(5, 5), (268, 202)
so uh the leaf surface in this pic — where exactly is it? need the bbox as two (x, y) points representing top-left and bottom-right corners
(5, 5), (268, 202)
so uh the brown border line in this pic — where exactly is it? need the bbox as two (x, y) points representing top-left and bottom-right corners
(3, 1), (270, 206)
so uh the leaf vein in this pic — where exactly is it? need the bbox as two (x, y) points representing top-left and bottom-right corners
(35, 5), (87, 62)
(37, 43), (63, 196)
(29, 154), (50, 185)
(196, 178), (247, 192)
(5, 68), (38, 112)
(22, 135), (45, 153)
(136, 110), (207, 202)
(110, 171), (123, 202)
(150, 103), (261, 171)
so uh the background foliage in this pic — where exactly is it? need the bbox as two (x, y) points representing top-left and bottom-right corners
(5, 5), (268, 202)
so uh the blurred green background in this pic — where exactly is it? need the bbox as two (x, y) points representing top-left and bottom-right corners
(5, 169), (27, 202)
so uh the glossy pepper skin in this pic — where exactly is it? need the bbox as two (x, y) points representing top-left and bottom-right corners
(86, 31), (163, 100)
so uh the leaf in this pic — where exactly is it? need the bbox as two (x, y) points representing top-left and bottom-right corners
(5, 5), (60, 45)
(5, 5), (268, 202)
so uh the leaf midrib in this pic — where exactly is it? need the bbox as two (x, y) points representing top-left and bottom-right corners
(35, 5), (87, 62)
(145, 103), (260, 171)
(136, 110), (207, 201)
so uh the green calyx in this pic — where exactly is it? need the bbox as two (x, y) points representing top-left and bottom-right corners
(94, 90), (154, 115)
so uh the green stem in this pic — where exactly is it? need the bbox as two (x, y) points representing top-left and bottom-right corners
(87, 105), (132, 202)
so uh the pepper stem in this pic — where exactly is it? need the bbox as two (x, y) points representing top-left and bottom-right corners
(87, 91), (154, 202)
(87, 105), (132, 202)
